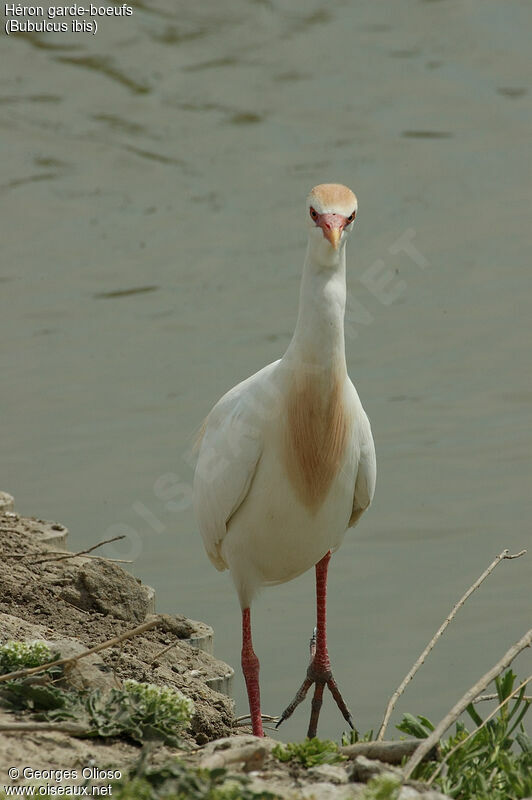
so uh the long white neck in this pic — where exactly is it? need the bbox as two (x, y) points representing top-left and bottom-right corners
(283, 239), (347, 377)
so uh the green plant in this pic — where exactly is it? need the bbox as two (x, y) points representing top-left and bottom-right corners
(0, 673), (195, 747)
(397, 670), (532, 800)
(111, 758), (280, 800)
(341, 726), (374, 746)
(360, 775), (401, 800)
(272, 737), (344, 767)
(0, 640), (53, 673)
(0, 679), (69, 712)
(51, 681), (195, 746)
(122, 679), (195, 731)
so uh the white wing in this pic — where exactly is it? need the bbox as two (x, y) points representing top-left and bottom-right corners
(349, 406), (376, 527)
(193, 361), (279, 570)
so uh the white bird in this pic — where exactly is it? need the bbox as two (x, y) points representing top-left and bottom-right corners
(193, 183), (376, 738)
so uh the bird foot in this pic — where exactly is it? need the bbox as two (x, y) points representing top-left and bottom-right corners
(275, 658), (354, 739)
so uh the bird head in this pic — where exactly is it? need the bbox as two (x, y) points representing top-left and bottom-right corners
(306, 183), (358, 259)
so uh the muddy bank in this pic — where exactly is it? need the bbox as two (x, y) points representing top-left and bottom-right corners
(0, 494), (235, 775)
(0, 495), (451, 799)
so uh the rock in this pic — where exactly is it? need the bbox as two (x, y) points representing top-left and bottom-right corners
(0, 492), (14, 514)
(147, 632), (234, 700)
(201, 734), (277, 756)
(1, 514), (68, 549)
(189, 701), (234, 745)
(186, 618), (214, 654)
(348, 755), (402, 783)
(203, 663), (234, 695)
(399, 789), (422, 800)
(245, 777), (299, 800)
(61, 560), (152, 622)
(42, 638), (116, 691)
(308, 765), (349, 785)
(300, 782), (362, 799)
(33, 520), (69, 549)
(0, 612), (49, 642)
(143, 584), (156, 615)
(157, 613), (195, 639)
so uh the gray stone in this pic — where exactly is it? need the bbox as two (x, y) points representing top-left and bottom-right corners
(186, 618), (214, 654)
(61, 559), (152, 622)
(0, 612), (48, 642)
(399, 789), (421, 800)
(308, 765), (349, 785)
(4, 515), (69, 548)
(201, 734), (277, 755)
(34, 520), (69, 549)
(245, 777), (296, 800)
(0, 492), (14, 513)
(348, 755), (401, 783)
(42, 638), (115, 690)
(300, 782), (361, 799)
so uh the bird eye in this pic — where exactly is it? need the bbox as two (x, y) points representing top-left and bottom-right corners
(347, 210), (357, 223)
(309, 207), (318, 221)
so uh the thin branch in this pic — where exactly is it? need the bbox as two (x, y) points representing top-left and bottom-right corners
(376, 548), (527, 741)
(0, 616), (160, 683)
(0, 722), (88, 735)
(3, 549), (71, 559)
(340, 739), (440, 765)
(4, 535), (128, 562)
(5, 551), (131, 563)
(403, 627), (532, 780)
(68, 553), (132, 563)
(150, 641), (179, 663)
(33, 535), (126, 564)
(61, 598), (91, 615)
(473, 692), (532, 703)
(200, 743), (267, 771)
(427, 673), (532, 785)
(4, 553), (41, 559)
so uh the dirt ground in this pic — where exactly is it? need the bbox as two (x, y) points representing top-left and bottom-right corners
(0, 510), (450, 799)
(0, 510), (235, 780)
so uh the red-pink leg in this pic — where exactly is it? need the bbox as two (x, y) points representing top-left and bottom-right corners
(276, 551), (354, 738)
(241, 607), (264, 737)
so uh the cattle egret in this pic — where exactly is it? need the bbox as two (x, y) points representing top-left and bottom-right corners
(193, 183), (376, 738)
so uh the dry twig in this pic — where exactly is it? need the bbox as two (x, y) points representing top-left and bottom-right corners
(0, 616), (160, 683)
(473, 692), (532, 703)
(5, 553), (130, 564)
(376, 548), (527, 741)
(0, 722), (88, 735)
(150, 641), (180, 663)
(32, 534), (127, 564)
(340, 739), (439, 765)
(200, 743), (267, 771)
(4, 534), (130, 563)
(427, 673), (532, 785)
(403, 627), (532, 780)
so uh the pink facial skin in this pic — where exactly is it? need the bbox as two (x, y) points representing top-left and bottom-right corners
(309, 207), (356, 249)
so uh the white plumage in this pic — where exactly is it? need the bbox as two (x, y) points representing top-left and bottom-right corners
(193, 183), (376, 737)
